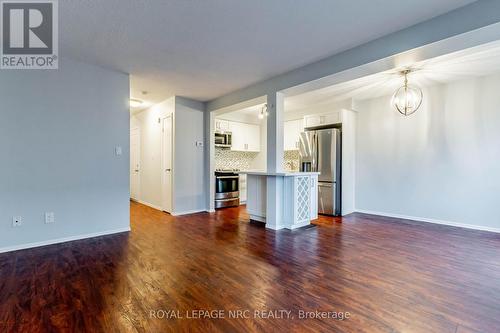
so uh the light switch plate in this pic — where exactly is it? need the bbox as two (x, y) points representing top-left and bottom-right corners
(45, 212), (55, 224)
(115, 146), (123, 156)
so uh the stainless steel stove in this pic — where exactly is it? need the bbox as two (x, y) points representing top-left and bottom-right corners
(215, 169), (240, 209)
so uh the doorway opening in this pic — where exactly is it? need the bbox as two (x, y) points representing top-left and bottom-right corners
(129, 97), (175, 214)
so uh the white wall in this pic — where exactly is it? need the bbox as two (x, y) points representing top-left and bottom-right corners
(207, 2), (500, 112)
(131, 97), (175, 209)
(174, 97), (205, 214)
(0, 58), (130, 252)
(284, 99), (353, 121)
(132, 97), (205, 215)
(341, 109), (357, 215)
(217, 112), (260, 125)
(355, 74), (500, 230)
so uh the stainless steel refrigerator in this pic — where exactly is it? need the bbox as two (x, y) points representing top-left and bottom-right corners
(299, 128), (341, 216)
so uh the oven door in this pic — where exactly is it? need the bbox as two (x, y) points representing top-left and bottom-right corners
(215, 175), (239, 199)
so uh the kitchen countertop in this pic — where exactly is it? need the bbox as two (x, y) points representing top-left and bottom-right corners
(237, 171), (320, 177)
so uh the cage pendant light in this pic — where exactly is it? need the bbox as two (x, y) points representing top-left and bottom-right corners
(391, 70), (423, 116)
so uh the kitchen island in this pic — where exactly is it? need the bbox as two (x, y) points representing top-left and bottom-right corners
(238, 171), (319, 230)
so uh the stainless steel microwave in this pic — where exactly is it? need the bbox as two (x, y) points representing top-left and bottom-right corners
(215, 131), (232, 148)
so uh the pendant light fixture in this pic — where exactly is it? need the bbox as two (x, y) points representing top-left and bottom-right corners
(391, 69), (423, 116)
(258, 104), (269, 119)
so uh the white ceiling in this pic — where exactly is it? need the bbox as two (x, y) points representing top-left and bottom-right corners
(217, 103), (266, 124)
(219, 41), (500, 120)
(59, 0), (476, 107)
(285, 40), (500, 110)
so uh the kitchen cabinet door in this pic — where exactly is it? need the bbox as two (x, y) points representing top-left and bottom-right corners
(321, 111), (342, 125)
(296, 119), (304, 149)
(229, 121), (246, 151)
(304, 111), (342, 128)
(304, 115), (321, 128)
(215, 119), (230, 132)
(284, 120), (294, 151)
(239, 174), (247, 203)
(284, 119), (302, 151)
(246, 124), (260, 152)
(310, 175), (318, 220)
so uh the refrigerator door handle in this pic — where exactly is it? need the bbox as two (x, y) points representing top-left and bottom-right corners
(313, 132), (319, 172)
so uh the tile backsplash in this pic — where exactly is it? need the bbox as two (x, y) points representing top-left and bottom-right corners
(215, 149), (259, 170)
(215, 148), (300, 172)
(284, 150), (300, 172)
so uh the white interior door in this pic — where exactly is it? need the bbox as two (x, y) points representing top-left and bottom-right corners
(130, 127), (141, 201)
(161, 115), (173, 213)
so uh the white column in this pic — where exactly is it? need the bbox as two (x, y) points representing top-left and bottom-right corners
(266, 91), (284, 173)
(205, 111), (215, 212)
(266, 91), (285, 230)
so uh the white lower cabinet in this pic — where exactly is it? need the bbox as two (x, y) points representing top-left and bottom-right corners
(244, 172), (319, 230)
(239, 174), (247, 203)
(310, 175), (318, 220)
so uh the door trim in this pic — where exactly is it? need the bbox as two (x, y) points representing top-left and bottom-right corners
(161, 115), (173, 213)
(130, 127), (141, 201)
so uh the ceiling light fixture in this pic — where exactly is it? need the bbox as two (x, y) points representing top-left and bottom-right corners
(130, 98), (144, 108)
(391, 69), (423, 116)
(258, 104), (269, 119)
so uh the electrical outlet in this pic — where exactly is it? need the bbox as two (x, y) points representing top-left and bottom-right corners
(12, 216), (22, 227)
(45, 212), (55, 224)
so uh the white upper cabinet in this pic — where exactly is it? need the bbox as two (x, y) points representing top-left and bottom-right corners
(246, 124), (260, 152)
(322, 112), (342, 125)
(215, 119), (230, 132)
(284, 119), (304, 151)
(304, 110), (342, 128)
(229, 121), (246, 150)
(229, 121), (260, 152)
(304, 115), (321, 128)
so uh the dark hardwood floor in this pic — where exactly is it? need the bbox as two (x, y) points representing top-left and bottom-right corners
(1, 202), (499, 332)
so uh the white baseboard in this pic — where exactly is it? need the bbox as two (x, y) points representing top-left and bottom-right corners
(355, 209), (500, 234)
(134, 200), (212, 216)
(134, 199), (164, 211)
(171, 209), (207, 216)
(0, 227), (131, 254)
(249, 214), (266, 223)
